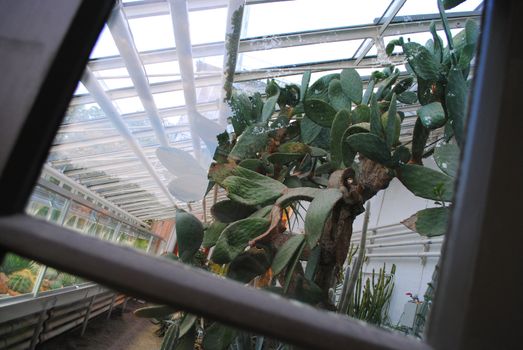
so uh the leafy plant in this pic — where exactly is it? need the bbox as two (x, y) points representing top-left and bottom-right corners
(340, 246), (396, 326)
(0, 253), (34, 275)
(142, 1), (477, 346)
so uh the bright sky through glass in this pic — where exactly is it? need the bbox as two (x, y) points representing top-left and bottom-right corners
(241, 0), (392, 38)
(79, 0), (483, 130)
(52, 0), (483, 222)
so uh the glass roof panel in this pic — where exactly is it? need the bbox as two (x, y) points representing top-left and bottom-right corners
(113, 96), (145, 114)
(95, 67), (134, 90)
(241, 0), (393, 38)
(396, 0), (482, 17)
(366, 45), (378, 57)
(163, 115), (183, 126)
(38, 0), (483, 226)
(144, 61), (181, 84)
(90, 25), (120, 58)
(237, 39), (364, 71)
(196, 55), (224, 70)
(152, 90), (186, 109)
(62, 104), (106, 124)
(188, 8), (227, 45)
(73, 82), (89, 96)
(53, 129), (119, 145)
(128, 15), (175, 52)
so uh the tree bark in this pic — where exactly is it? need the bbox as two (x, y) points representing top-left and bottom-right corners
(314, 157), (393, 308)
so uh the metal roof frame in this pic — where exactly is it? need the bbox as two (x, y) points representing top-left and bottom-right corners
(7, 2), (523, 350)
(41, 1), (482, 224)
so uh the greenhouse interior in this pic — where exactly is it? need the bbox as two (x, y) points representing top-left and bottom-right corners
(3, 0), (513, 349)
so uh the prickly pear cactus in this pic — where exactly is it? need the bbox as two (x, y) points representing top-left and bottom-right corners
(139, 2), (477, 347)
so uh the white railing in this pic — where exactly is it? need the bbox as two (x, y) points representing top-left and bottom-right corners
(351, 223), (443, 262)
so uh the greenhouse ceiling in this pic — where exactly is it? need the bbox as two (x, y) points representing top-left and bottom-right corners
(45, 0), (483, 224)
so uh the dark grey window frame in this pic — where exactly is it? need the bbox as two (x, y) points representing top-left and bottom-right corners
(0, 1), (521, 349)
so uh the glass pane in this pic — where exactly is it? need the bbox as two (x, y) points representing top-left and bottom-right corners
(41, 268), (85, 292)
(188, 8), (227, 45)
(128, 15), (175, 52)
(62, 103), (106, 124)
(9, 0), (484, 346)
(95, 67), (134, 90)
(65, 203), (97, 234)
(237, 40), (364, 71)
(0, 253), (41, 298)
(152, 90), (186, 109)
(90, 25), (119, 58)
(396, 0), (482, 17)
(241, 0), (393, 38)
(113, 96), (144, 114)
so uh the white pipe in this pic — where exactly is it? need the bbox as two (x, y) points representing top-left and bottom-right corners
(354, 0), (407, 65)
(129, 207), (175, 216)
(167, 0), (201, 159)
(64, 160), (140, 176)
(365, 252), (440, 258)
(86, 176), (154, 190)
(352, 229), (417, 241)
(105, 191), (155, 201)
(353, 222), (405, 234)
(100, 185), (159, 196)
(81, 68), (178, 209)
(366, 238), (444, 249)
(119, 200), (163, 210)
(108, 5), (170, 148)
(43, 165), (149, 227)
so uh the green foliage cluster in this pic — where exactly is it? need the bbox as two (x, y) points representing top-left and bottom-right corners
(7, 269), (35, 294)
(343, 247), (396, 326)
(0, 253), (34, 276)
(140, 1), (478, 347)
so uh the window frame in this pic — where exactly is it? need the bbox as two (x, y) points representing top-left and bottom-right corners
(0, 1), (521, 349)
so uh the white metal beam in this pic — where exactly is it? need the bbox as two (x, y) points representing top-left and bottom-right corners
(123, 0), (287, 19)
(43, 165), (149, 227)
(85, 176), (156, 190)
(100, 184), (159, 197)
(64, 159), (141, 176)
(111, 194), (159, 205)
(167, 0), (201, 159)
(130, 207), (175, 216)
(86, 13), (478, 74)
(105, 190), (157, 201)
(74, 56), (405, 106)
(120, 201), (166, 210)
(78, 173), (153, 185)
(81, 67), (177, 208)
(52, 134), (194, 153)
(354, 0), (407, 65)
(108, 5), (170, 148)
(71, 75), (221, 105)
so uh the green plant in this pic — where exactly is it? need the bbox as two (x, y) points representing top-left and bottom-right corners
(138, 1), (477, 346)
(58, 272), (78, 287)
(0, 253), (34, 275)
(133, 238), (150, 251)
(7, 269), (35, 294)
(342, 246), (396, 326)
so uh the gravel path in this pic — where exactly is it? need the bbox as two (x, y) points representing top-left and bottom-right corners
(37, 300), (163, 350)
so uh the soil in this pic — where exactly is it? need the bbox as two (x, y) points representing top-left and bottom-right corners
(37, 299), (163, 350)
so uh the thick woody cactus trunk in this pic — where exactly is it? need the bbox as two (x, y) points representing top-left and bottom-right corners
(314, 158), (393, 308)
